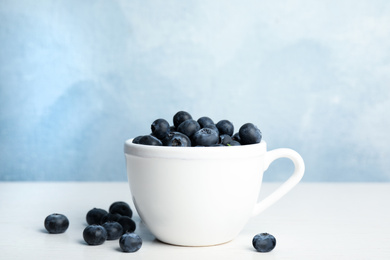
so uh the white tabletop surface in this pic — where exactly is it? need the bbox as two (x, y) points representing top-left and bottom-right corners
(0, 182), (389, 260)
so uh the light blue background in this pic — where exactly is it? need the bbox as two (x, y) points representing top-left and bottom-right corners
(1, 0), (389, 181)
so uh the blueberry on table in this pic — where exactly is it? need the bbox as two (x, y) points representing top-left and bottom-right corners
(151, 118), (170, 140)
(252, 233), (276, 252)
(239, 123), (262, 145)
(191, 128), (219, 146)
(99, 213), (122, 224)
(138, 135), (163, 146)
(44, 213), (69, 234)
(173, 111), (192, 128)
(197, 116), (214, 128)
(162, 132), (191, 147)
(118, 216), (136, 234)
(102, 221), (123, 240)
(216, 120), (234, 136)
(109, 201), (133, 218)
(86, 208), (108, 225)
(177, 119), (200, 138)
(119, 233), (142, 253)
(83, 225), (108, 245)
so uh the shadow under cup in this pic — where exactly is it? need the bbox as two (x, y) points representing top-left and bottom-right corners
(124, 139), (304, 247)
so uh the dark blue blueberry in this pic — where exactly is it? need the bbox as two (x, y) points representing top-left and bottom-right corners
(44, 213), (69, 234)
(100, 213), (121, 224)
(216, 120), (234, 136)
(239, 123), (262, 145)
(119, 233), (142, 253)
(203, 123), (219, 135)
(162, 132), (191, 147)
(232, 132), (241, 143)
(197, 116), (214, 128)
(252, 233), (276, 252)
(138, 135), (163, 146)
(118, 216), (136, 234)
(102, 221), (123, 240)
(86, 208), (108, 225)
(192, 128), (219, 146)
(132, 136), (143, 144)
(219, 134), (233, 145)
(177, 119), (200, 138)
(151, 119), (170, 140)
(83, 225), (108, 245)
(228, 140), (241, 146)
(173, 111), (192, 128)
(109, 201), (133, 218)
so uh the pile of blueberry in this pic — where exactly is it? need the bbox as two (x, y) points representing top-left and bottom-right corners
(44, 201), (142, 253)
(44, 204), (276, 253)
(133, 111), (262, 147)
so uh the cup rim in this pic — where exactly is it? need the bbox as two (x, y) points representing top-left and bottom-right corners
(124, 138), (267, 159)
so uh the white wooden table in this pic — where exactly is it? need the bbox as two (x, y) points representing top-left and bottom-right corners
(0, 182), (389, 259)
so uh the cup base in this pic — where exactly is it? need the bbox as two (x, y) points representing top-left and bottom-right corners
(154, 237), (235, 247)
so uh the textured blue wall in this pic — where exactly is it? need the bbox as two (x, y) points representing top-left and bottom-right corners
(1, 0), (389, 181)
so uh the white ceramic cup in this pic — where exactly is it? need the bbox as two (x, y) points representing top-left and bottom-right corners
(124, 139), (305, 246)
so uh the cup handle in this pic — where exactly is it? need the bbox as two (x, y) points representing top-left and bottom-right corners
(252, 148), (305, 217)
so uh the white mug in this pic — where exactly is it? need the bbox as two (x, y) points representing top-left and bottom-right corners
(124, 139), (305, 246)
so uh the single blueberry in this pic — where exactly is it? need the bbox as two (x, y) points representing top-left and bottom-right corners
(86, 208), (108, 225)
(228, 140), (241, 146)
(44, 213), (69, 234)
(118, 216), (136, 234)
(252, 233), (276, 252)
(216, 120), (234, 136)
(109, 201), (133, 218)
(132, 136), (143, 144)
(102, 221), (123, 240)
(203, 123), (219, 135)
(192, 128), (219, 146)
(83, 225), (108, 245)
(100, 213), (122, 224)
(197, 116), (214, 128)
(219, 134), (233, 145)
(177, 119), (200, 138)
(151, 118), (170, 140)
(232, 132), (241, 143)
(138, 135), (163, 146)
(239, 123), (262, 145)
(162, 132), (191, 147)
(173, 111), (192, 128)
(119, 233), (142, 253)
